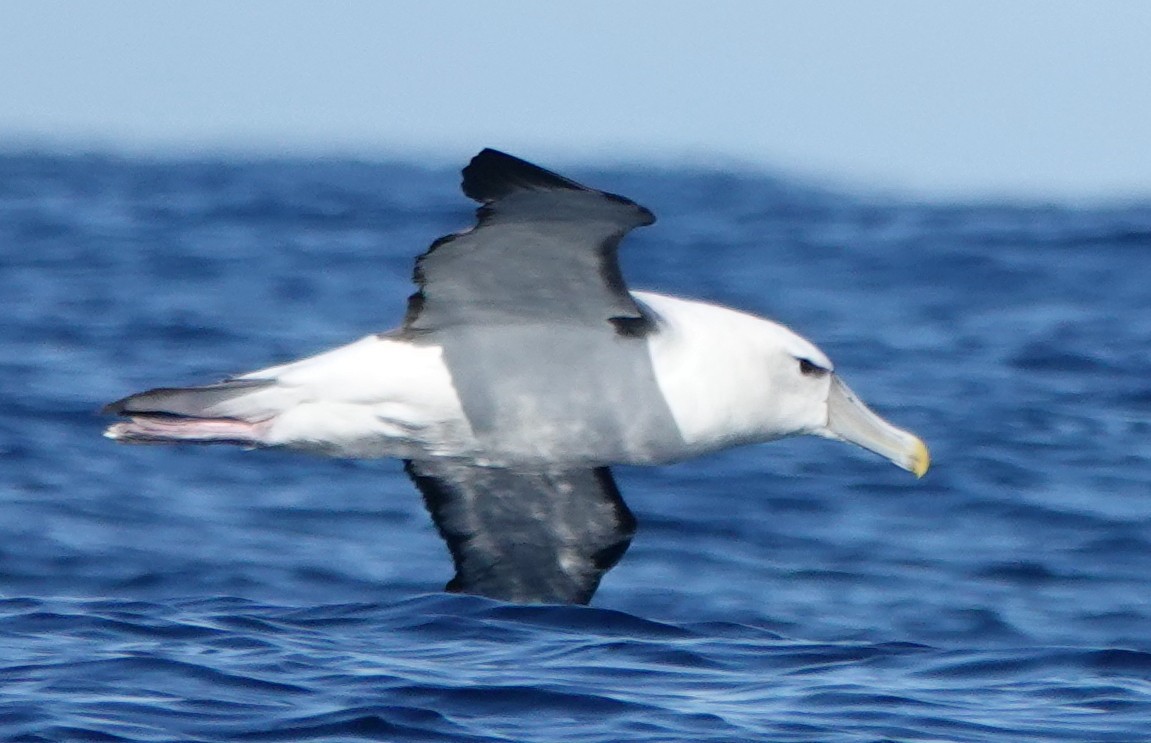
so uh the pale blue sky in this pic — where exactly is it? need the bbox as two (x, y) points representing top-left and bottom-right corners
(3, 1), (1149, 199)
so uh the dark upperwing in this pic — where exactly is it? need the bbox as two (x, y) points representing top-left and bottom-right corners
(403, 148), (657, 336)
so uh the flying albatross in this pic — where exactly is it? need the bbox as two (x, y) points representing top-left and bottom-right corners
(104, 148), (929, 605)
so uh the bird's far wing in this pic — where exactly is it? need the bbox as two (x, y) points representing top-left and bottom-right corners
(404, 459), (636, 604)
(403, 149), (657, 334)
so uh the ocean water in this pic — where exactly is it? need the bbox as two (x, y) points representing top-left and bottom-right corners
(2, 152), (1150, 741)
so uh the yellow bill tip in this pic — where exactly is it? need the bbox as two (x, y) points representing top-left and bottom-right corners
(909, 438), (931, 478)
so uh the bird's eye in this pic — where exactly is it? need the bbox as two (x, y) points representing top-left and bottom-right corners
(797, 358), (828, 377)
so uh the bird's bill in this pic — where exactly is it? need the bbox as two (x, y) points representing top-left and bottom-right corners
(822, 375), (930, 477)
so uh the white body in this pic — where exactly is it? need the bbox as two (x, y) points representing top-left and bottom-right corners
(140, 292), (833, 464)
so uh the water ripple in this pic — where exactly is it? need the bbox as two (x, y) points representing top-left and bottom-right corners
(2, 153), (1151, 740)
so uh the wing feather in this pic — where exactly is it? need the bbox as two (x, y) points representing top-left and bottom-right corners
(404, 149), (656, 334)
(405, 459), (636, 604)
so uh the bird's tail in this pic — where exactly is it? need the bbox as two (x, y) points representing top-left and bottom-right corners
(103, 379), (279, 446)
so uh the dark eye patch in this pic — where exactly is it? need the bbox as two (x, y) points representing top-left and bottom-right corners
(797, 358), (829, 377)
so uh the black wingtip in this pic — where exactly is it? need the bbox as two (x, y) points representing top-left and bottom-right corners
(461, 148), (586, 203)
(459, 148), (656, 226)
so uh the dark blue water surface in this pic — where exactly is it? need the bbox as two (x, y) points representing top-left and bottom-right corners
(2, 152), (1150, 741)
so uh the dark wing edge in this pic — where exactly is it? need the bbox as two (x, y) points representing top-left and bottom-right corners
(404, 459), (636, 605)
(461, 148), (585, 203)
(460, 148), (655, 223)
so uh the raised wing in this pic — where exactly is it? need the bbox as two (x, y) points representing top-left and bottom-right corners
(404, 459), (636, 604)
(403, 148), (657, 334)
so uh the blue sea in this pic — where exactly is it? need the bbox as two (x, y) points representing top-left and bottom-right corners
(2, 151), (1150, 741)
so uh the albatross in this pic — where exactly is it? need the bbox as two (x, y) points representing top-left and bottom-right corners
(104, 149), (929, 605)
